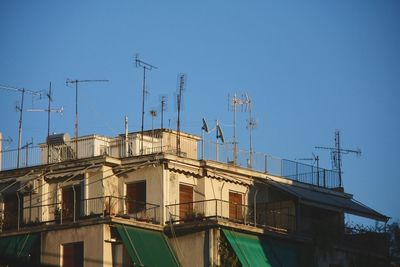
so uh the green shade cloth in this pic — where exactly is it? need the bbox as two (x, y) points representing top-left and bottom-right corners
(222, 229), (271, 267)
(261, 239), (298, 267)
(116, 225), (180, 267)
(0, 233), (38, 259)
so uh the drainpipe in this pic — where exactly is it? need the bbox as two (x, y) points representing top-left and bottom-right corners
(73, 185), (76, 222)
(220, 182), (225, 218)
(254, 187), (259, 227)
(244, 186), (249, 224)
(17, 192), (21, 231)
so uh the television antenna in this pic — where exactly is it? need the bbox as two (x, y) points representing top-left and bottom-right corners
(0, 84), (42, 167)
(245, 93), (257, 168)
(160, 95), (167, 130)
(316, 130), (361, 187)
(27, 83), (63, 163)
(296, 153), (321, 186)
(176, 74), (186, 156)
(66, 79), (109, 158)
(135, 54), (158, 155)
(229, 93), (251, 165)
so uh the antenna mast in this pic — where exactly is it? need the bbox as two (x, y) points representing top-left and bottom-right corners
(316, 130), (361, 187)
(27, 83), (63, 163)
(0, 84), (41, 168)
(245, 94), (257, 168)
(176, 74), (186, 156)
(229, 93), (251, 165)
(135, 54), (157, 155)
(66, 79), (109, 158)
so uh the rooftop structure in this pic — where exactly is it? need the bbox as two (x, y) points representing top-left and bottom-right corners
(0, 128), (389, 267)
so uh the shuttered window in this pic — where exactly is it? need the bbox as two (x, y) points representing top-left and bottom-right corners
(179, 184), (193, 219)
(3, 194), (20, 230)
(229, 191), (243, 221)
(126, 181), (146, 214)
(62, 242), (83, 267)
(62, 185), (81, 221)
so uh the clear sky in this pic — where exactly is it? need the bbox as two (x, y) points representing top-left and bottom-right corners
(0, 1), (399, 223)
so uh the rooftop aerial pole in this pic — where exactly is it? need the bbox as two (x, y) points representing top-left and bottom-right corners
(27, 83), (63, 163)
(244, 93), (257, 168)
(0, 84), (41, 168)
(176, 74), (186, 156)
(316, 130), (361, 187)
(135, 54), (157, 155)
(229, 93), (251, 165)
(66, 79), (109, 158)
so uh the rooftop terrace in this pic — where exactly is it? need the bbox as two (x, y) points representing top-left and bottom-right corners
(0, 129), (340, 188)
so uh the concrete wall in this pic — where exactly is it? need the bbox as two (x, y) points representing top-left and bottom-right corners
(168, 229), (214, 267)
(41, 223), (109, 267)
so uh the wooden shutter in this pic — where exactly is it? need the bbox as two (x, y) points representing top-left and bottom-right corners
(229, 191), (243, 221)
(62, 185), (81, 221)
(63, 242), (83, 267)
(3, 194), (19, 230)
(179, 184), (193, 219)
(126, 181), (146, 213)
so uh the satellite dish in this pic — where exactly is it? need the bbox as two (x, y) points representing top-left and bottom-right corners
(216, 123), (225, 143)
(202, 118), (209, 133)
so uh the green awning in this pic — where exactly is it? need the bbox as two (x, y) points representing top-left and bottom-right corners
(0, 233), (38, 259)
(261, 239), (298, 267)
(116, 225), (180, 267)
(222, 229), (271, 267)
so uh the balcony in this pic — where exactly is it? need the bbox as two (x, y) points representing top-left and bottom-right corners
(165, 199), (296, 234)
(0, 196), (160, 232)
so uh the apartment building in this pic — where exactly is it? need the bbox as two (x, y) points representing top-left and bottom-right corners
(0, 129), (389, 266)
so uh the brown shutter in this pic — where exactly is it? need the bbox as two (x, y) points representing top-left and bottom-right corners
(126, 181), (146, 213)
(229, 191), (243, 221)
(62, 185), (81, 221)
(63, 242), (83, 267)
(179, 184), (193, 219)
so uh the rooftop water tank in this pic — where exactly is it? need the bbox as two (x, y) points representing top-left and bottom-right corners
(47, 133), (70, 145)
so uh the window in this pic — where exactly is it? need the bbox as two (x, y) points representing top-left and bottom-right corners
(179, 184), (193, 219)
(126, 181), (146, 214)
(62, 184), (81, 221)
(2, 193), (22, 230)
(62, 242), (83, 267)
(229, 191), (243, 221)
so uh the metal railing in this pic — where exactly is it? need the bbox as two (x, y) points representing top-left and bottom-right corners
(0, 196), (160, 232)
(201, 140), (340, 188)
(165, 199), (296, 233)
(0, 134), (340, 188)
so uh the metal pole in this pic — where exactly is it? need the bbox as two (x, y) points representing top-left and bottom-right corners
(17, 89), (25, 168)
(141, 67), (146, 155)
(75, 81), (78, 159)
(47, 83), (51, 163)
(201, 129), (204, 160)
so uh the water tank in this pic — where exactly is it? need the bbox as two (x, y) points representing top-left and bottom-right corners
(47, 133), (70, 145)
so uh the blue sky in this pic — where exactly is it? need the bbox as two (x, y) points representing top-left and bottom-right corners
(1, 1), (399, 222)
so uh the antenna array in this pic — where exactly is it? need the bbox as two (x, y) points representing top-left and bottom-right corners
(66, 79), (109, 158)
(316, 130), (361, 187)
(176, 74), (186, 156)
(135, 54), (157, 155)
(0, 84), (42, 167)
(229, 93), (251, 165)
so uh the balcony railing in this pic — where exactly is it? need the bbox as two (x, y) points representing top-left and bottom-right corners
(0, 196), (160, 232)
(165, 199), (296, 233)
(0, 134), (340, 188)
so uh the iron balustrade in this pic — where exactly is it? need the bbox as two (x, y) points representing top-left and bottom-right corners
(0, 134), (340, 188)
(165, 199), (296, 233)
(0, 196), (160, 232)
